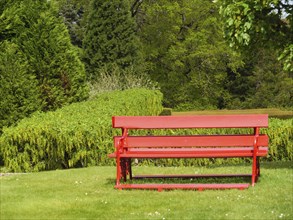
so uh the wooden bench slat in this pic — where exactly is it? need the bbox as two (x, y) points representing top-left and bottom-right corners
(109, 147), (268, 158)
(120, 147), (268, 158)
(112, 115), (268, 129)
(114, 135), (268, 148)
(133, 174), (252, 179)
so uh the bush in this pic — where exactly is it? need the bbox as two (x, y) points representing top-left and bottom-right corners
(2, 95), (291, 172)
(265, 118), (293, 161)
(159, 108), (172, 116)
(130, 118), (293, 167)
(0, 89), (163, 172)
(88, 65), (159, 99)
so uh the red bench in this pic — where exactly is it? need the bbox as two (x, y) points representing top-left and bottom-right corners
(109, 115), (269, 190)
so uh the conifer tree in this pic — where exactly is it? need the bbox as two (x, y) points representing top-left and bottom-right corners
(0, 0), (88, 111)
(83, 0), (142, 79)
(0, 41), (41, 133)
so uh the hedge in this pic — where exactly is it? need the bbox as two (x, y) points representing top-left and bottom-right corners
(0, 89), (163, 172)
(129, 118), (292, 167)
(1, 89), (292, 172)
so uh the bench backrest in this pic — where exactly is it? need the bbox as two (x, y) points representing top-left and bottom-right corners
(112, 115), (269, 148)
(112, 115), (268, 129)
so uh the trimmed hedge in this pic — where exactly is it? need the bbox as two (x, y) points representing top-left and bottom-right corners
(265, 118), (292, 161)
(130, 118), (292, 167)
(1, 89), (292, 172)
(0, 89), (163, 172)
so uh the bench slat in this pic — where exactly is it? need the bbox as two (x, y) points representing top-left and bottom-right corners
(114, 135), (269, 147)
(116, 147), (268, 158)
(115, 183), (250, 190)
(112, 115), (268, 129)
(133, 174), (252, 179)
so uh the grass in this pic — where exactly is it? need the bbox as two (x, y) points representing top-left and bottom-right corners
(1, 162), (292, 220)
(172, 108), (293, 119)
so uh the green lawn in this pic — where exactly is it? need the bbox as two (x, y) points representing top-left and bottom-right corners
(1, 162), (292, 220)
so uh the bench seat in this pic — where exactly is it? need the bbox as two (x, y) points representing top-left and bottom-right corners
(109, 146), (268, 158)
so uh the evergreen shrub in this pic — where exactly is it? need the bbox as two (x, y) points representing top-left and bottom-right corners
(0, 41), (41, 134)
(1, 90), (291, 171)
(0, 0), (89, 112)
(88, 65), (159, 99)
(0, 89), (163, 172)
(135, 118), (293, 166)
(159, 108), (172, 116)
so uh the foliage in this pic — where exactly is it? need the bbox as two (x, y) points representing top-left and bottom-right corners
(0, 0), (89, 112)
(278, 43), (293, 72)
(88, 64), (159, 99)
(138, 0), (243, 109)
(219, 0), (293, 72)
(265, 118), (293, 161)
(159, 108), (172, 116)
(0, 41), (41, 134)
(0, 89), (163, 172)
(130, 118), (292, 167)
(226, 47), (293, 109)
(54, 0), (90, 48)
(83, 0), (143, 79)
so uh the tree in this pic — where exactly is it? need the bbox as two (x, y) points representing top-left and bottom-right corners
(138, 0), (243, 109)
(0, 0), (89, 111)
(0, 41), (41, 133)
(83, 0), (143, 79)
(219, 0), (293, 72)
(225, 46), (293, 109)
(54, 0), (91, 48)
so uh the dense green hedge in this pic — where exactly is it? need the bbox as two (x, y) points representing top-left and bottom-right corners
(265, 118), (292, 161)
(130, 118), (292, 167)
(1, 88), (292, 172)
(0, 89), (163, 172)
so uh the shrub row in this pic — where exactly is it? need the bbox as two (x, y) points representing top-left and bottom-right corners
(1, 90), (292, 172)
(130, 118), (293, 167)
(0, 89), (163, 172)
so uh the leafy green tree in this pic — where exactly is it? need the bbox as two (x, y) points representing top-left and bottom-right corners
(138, 0), (243, 109)
(220, 0), (292, 72)
(83, 0), (143, 79)
(0, 0), (89, 111)
(0, 41), (41, 133)
(226, 47), (293, 109)
(54, 0), (91, 48)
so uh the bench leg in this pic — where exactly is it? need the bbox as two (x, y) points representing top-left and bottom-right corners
(255, 157), (260, 183)
(121, 159), (128, 182)
(116, 156), (121, 186)
(122, 159), (132, 181)
(116, 158), (133, 185)
(252, 155), (262, 185)
(127, 158), (133, 180)
(252, 154), (260, 186)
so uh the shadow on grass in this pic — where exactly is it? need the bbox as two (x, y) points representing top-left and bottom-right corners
(106, 176), (251, 185)
(105, 161), (292, 188)
(130, 176), (251, 184)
